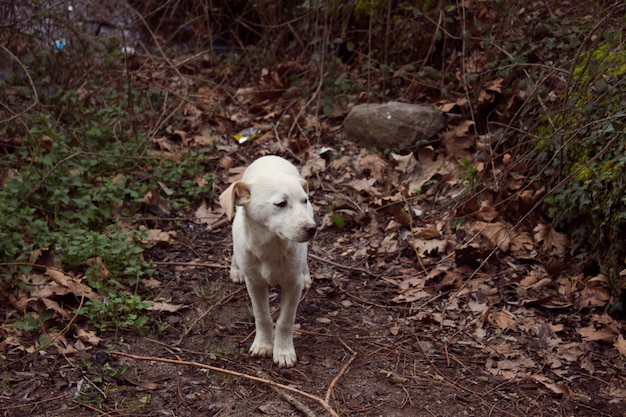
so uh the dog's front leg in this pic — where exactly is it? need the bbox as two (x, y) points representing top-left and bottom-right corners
(245, 278), (274, 358)
(230, 256), (244, 283)
(273, 281), (303, 367)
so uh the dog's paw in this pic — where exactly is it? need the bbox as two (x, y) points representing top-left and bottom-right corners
(249, 340), (273, 358)
(230, 269), (244, 283)
(273, 347), (297, 368)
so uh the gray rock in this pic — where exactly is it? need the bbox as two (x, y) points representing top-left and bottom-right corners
(344, 102), (447, 151)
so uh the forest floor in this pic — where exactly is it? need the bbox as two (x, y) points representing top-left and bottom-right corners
(2, 138), (625, 416)
(2, 1), (626, 416)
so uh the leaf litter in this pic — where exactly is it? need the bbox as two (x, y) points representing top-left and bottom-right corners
(2, 16), (626, 417)
(3, 117), (625, 417)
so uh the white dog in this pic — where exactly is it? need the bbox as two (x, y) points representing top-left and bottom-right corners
(219, 155), (317, 367)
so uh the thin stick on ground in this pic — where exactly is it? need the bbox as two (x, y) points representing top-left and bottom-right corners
(325, 339), (357, 403)
(111, 351), (340, 417)
(414, 336), (519, 417)
(258, 370), (318, 417)
(309, 253), (380, 278)
(174, 287), (245, 346)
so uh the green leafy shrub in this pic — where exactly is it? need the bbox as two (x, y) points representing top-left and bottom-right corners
(542, 40), (626, 301)
(80, 290), (151, 333)
(0, 6), (215, 331)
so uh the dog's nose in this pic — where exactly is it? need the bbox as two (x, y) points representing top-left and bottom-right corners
(305, 223), (317, 238)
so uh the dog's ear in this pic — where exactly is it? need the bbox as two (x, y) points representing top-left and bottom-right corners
(219, 181), (251, 220)
(299, 178), (309, 194)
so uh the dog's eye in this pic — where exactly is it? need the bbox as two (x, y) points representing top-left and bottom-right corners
(302, 198), (309, 205)
(274, 201), (288, 208)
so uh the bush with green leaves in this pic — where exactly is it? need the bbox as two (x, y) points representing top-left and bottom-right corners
(0, 101), (214, 327)
(542, 38), (626, 307)
(0, 7), (215, 331)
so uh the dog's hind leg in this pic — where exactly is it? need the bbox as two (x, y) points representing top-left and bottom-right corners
(273, 280), (304, 367)
(245, 278), (274, 358)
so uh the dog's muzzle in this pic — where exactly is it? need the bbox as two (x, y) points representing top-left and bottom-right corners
(304, 223), (317, 240)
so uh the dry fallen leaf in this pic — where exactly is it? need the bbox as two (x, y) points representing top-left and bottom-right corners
(374, 197), (412, 227)
(146, 301), (185, 313)
(301, 154), (327, 177)
(486, 354), (535, 380)
(391, 152), (416, 174)
(614, 334), (626, 357)
(143, 228), (176, 244)
(379, 369), (408, 384)
(143, 278), (162, 289)
(409, 238), (448, 256)
(441, 120), (475, 158)
(391, 276), (431, 303)
(85, 257), (110, 279)
(519, 270), (543, 288)
(576, 325), (616, 343)
(485, 78), (504, 93)
(76, 328), (102, 346)
(533, 222), (568, 255)
(577, 276), (612, 308)
(470, 221), (513, 252)
(511, 232), (534, 252)
(41, 298), (71, 320)
(192, 134), (217, 147)
(556, 342), (585, 362)
(411, 225), (441, 239)
(393, 148), (456, 194)
(359, 153), (388, 183)
(144, 190), (172, 216)
(47, 269), (100, 300)
(349, 177), (379, 195)
(488, 310), (519, 331)
(438, 97), (467, 112)
(8, 288), (29, 312)
(579, 354), (595, 374)
(605, 384), (626, 404)
(194, 200), (223, 225)
(531, 374), (574, 399)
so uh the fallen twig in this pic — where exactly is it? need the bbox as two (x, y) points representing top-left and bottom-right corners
(309, 253), (379, 278)
(258, 370), (318, 417)
(325, 339), (357, 404)
(414, 336), (518, 417)
(151, 261), (227, 269)
(175, 288), (244, 345)
(1, 394), (70, 412)
(111, 351), (340, 417)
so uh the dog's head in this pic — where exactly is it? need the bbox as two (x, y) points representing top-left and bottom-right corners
(219, 174), (317, 242)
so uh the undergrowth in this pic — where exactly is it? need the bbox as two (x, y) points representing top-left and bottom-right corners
(544, 38), (626, 309)
(0, 1), (215, 332)
(2, 0), (625, 334)
(477, 2), (626, 308)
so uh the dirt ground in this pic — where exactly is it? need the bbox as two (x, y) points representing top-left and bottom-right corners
(2, 1), (626, 412)
(2, 142), (625, 417)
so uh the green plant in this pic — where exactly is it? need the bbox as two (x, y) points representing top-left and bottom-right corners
(534, 37), (626, 309)
(150, 147), (216, 210)
(80, 290), (151, 333)
(328, 202), (345, 228)
(0, 18), (215, 333)
(459, 158), (480, 190)
(456, 1), (626, 309)
(11, 310), (54, 332)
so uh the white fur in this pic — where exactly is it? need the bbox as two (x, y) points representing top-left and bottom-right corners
(219, 155), (316, 367)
